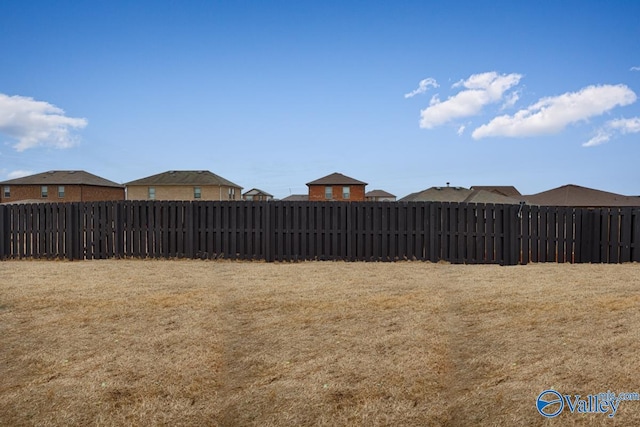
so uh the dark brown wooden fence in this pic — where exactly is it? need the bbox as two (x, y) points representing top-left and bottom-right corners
(0, 201), (638, 264)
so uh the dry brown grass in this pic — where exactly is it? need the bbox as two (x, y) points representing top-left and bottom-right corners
(1, 260), (639, 426)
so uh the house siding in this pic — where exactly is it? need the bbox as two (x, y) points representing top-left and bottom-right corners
(0, 184), (124, 203)
(126, 185), (242, 201)
(244, 194), (272, 201)
(308, 185), (366, 202)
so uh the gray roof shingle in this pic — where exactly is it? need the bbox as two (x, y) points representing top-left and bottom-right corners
(0, 170), (123, 188)
(365, 190), (396, 198)
(281, 194), (309, 201)
(306, 172), (367, 186)
(523, 184), (639, 207)
(400, 187), (521, 204)
(470, 185), (522, 197)
(125, 170), (241, 188)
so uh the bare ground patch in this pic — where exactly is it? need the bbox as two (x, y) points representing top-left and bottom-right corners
(1, 260), (639, 426)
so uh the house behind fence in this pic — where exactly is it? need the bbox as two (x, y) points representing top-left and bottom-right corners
(0, 171), (124, 204)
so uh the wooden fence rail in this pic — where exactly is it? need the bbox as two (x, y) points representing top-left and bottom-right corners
(1, 201), (638, 264)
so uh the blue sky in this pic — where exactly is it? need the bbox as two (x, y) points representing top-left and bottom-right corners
(1, 0), (639, 198)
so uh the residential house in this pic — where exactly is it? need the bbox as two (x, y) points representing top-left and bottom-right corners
(0, 170), (124, 203)
(125, 170), (242, 201)
(242, 188), (273, 201)
(306, 172), (367, 202)
(400, 186), (521, 204)
(522, 184), (640, 207)
(365, 190), (396, 202)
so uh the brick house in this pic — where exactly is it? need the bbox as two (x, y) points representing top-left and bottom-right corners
(306, 172), (367, 202)
(125, 170), (243, 201)
(0, 170), (124, 203)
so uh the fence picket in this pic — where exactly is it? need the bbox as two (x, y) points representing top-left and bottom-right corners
(633, 209), (640, 262)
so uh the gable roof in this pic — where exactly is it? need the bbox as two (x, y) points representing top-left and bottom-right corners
(400, 186), (472, 202)
(281, 194), (309, 201)
(243, 188), (273, 197)
(125, 170), (241, 188)
(400, 186), (521, 204)
(0, 170), (123, 188)
(523, 184), (640, 207)
(462, 190), (521, 205)
(470, 185), (522, 198)
(365, 190), (396, 198)
(306, 172), (367, 186)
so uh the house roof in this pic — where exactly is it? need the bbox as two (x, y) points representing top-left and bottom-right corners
(462, 190), (521, 205)
(522, 184), (640, 207)
(399, 186), (472, 202)
(0, 170), (123, 188)
(306, 172), (367, 186)
(125, 170), (242, 188)
(243, 188), (273, 197)
(470, 185), (522, 198)
(400, 186), (521, 204)
(281, 194), (309, 201)
(365, 190), (396, 198)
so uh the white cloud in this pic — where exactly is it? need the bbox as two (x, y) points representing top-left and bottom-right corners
(404, 78), (439, 98)
(583, 117), (640, 147)
(631, 66), (640, 71)
(457, 125), (465, 136)
(7, 170), (34, 179)
(419, 72), (522, 129)
(609, 116), (640, 133)
(582, 130), (611, 147)
(472, 84), (637, 139)
(501, 91), (520, 110)
(0, 94), (88, 151)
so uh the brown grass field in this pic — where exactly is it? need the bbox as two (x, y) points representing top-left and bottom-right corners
(1, 260), (639, 426)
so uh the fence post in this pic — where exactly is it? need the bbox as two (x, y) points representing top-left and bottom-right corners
(64, 203), (79, 260)
(633, 208), (640, 263)
(0, 204), (6, 259)
(114, 201), (123, 258)
(186, 202), (194, 259)
(265, 201), (274, 262)
(620, 207), (632, 263)
(510, 204), (520, 265)
(499, 205), (508, 265)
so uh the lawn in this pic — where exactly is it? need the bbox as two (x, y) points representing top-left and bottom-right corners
(1, 260), (639, 426)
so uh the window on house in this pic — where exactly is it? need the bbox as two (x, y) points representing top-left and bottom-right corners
(148, 187), (155, 200)
(58, 186), (65, 198)
(228, 188), (235, 200)
(325, 186), (332, 199)
(41, 186), (48, 198)
(194, 187), (201, 199)
(3, 186), (9, 198)
(342, 186), (350, 199)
